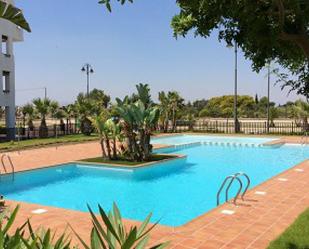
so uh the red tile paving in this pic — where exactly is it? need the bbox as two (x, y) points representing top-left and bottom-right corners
(1, 137), (309, 248)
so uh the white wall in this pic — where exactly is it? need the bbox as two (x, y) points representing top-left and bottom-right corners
(0, 3), (23, 138)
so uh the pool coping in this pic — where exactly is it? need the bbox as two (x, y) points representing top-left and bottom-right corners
(2, 135), (309, 248)
(5, 158), (309, 248)
(73, 153), (187, 169)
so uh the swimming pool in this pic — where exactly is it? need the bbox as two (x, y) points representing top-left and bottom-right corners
(2, 135), (308, 226)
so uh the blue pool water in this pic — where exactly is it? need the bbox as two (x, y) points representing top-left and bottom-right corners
(1, 136), (308, 226)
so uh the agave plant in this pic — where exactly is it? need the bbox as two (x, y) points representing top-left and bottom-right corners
(22, 221), (72, 249)
(0, 205), (72, 249)
(74, 203), (168, 249)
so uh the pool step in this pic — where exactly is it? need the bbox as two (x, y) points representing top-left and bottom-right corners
(173, 142), (202, 149)
(202, 141), (264, 148)
(160, 141), (266, 152)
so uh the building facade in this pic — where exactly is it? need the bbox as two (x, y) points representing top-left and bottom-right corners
(0, 0), (23, 140)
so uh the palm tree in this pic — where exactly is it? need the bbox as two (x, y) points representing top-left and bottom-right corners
(91, 111), (122, 160)
(21, 103), (35, 137)
(0, 1), (31, 32)
(168, 91), (184, 132)
(49, 101), (60, 122)
(62, 104), (77, 133)
(158, 91), (169, 132)
(32, 98), (52, 138)
(74, 93), (94, 135)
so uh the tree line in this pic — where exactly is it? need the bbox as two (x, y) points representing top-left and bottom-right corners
(4, 87), (307, 136)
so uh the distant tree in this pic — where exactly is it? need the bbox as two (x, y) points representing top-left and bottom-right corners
(255, 94), (259, 105)
(290, 100), (309, 130)
(199, 95), (256, 118)
(270, 107), (279, 127)
(192, 99), (208, 113)
(88, 88), (111, 113)
(257, 97), (276, 118)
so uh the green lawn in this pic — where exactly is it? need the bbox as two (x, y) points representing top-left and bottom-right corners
(268, 208), (309, 249)
(80, 154), (177, 166)
(0, 134), (99, 152)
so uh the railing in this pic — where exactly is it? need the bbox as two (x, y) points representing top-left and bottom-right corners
(217, 172), (251, 206)
(0, 123), (80, 142)
(301, 132), (308, 145)
(172, 120), (309, 135)
(0, 154), (15, 180)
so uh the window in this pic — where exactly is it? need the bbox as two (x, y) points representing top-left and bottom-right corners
(2, 71), (10, 93)
(1, 36), (9, 56)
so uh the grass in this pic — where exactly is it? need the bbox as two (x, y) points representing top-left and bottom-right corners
(268, 208), (309, 249)
(0, 134), (99, 152)
(80, 154), (178, 166)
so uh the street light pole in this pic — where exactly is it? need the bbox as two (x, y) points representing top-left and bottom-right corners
(44, 87), (47, 100)
(267, 64), (271, 133)
(234, 42), (239, 133)
(81, 63), (94, 97)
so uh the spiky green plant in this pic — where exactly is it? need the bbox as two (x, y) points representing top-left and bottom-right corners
(74, 203), (168, 249)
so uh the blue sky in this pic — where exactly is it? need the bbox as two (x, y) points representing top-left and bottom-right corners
(14, 0), (301, 105)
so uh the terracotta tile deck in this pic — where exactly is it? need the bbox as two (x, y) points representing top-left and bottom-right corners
(1, 138), (309, 248)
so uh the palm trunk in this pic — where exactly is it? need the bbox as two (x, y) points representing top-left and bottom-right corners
(303, 117), (308, 131)
(172, 108), (176, 132)
(143, 133), (151, 161)
(113, 137), (117, 159)
(105, 138), (112, 160)
(100, 138), (107, 158)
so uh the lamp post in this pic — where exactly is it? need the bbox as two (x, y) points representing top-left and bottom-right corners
(267, 63), (271, 133)
(234, 42), (239, 133)
(81, 63), (94, 97)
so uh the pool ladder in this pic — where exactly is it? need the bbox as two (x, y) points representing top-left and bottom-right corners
(217, 172), (250, 206)
(300, 132), (308, 145)
(0, 154), (15, 180)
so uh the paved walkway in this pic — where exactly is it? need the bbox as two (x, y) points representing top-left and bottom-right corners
(1, 137), (309, 248)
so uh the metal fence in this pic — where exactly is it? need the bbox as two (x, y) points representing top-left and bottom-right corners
(0, 123), (79, 142)
(1, 119), (308, 142)
(174, 120), (308, 135)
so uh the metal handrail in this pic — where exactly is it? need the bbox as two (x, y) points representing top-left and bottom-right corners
(217, 175), (234, 206)
(0, 154), (15, 180)
(301, 132), (308, 145)
(217, 175), (243, 206)
(225, 176), (243, 205)
(234, 172), (250, 200)
(217, 172), (251, 206)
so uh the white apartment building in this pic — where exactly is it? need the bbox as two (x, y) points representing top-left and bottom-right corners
(0, 0), (23, 139)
